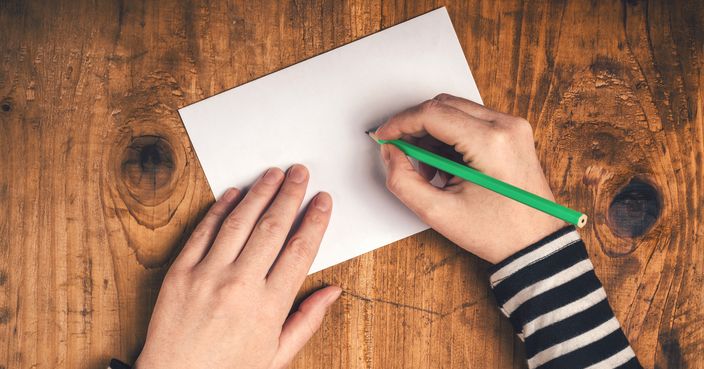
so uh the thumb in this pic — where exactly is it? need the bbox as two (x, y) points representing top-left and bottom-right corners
(271, 286), (342, 369)
(381, 144), (448, 221)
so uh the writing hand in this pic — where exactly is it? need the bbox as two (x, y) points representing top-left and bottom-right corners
(376, 94), (565, 263)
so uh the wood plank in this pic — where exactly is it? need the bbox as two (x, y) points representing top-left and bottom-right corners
(0, 1), (701, 368)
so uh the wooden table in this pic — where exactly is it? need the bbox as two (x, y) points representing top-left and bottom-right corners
(1, 1), (702, 368)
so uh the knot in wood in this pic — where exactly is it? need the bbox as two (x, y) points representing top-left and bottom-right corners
(1, 98), (11, 112)
(120, 135), (175, 206)
(607, 178), (661, 238)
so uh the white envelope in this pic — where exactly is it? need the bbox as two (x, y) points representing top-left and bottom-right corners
(179, 7), (482, 273)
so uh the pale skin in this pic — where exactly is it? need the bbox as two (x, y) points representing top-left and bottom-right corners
(135, 94), (565, 369)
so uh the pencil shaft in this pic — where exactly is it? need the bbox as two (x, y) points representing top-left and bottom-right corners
(379, 138), (587, 228)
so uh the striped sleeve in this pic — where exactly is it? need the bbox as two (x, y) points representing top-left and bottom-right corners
(488, 226), (643, 369)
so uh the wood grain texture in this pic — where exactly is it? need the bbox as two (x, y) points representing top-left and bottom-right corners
(0, 1), (701, 368)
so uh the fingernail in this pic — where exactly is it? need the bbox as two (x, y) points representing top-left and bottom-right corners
(262, 168), (283, 184)
(313, 192), (331, 211)
(222, 188), (238, 201)
(375, 126), (384, 138)
(288, 164), (307, 183)
(326, 287), (343, 304)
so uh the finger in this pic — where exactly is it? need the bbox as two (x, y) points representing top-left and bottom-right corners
(270, 286), (342, 369)
(375, 99), (492, 162)
(432, 93), (502, 121)
(266, 192), (332, 299)
(447, 176), (465, 186)
(414, 136), (462, 182)
(414, 137), (441, 181)
(200, 168), (285, 268)
(417, 161), (438, 181)
(233, 164), (310, 277)
(382, 144), (449, 221)
(171, 188), (241, 270)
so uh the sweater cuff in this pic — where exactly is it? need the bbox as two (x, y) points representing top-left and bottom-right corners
(488, 226), (585, 336)
(488, 226), (640, 368)
(108, 359), (131, 369)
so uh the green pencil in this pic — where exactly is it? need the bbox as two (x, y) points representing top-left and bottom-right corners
(367, 132), (588, 228)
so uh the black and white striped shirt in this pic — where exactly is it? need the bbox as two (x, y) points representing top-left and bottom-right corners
(489, 226), (642, 369)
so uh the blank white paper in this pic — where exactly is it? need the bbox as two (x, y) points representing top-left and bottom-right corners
(179, 7), (482, 274)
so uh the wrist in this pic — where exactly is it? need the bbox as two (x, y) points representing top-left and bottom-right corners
(492, 223), (575, 267)
(492, 216), (566, 264)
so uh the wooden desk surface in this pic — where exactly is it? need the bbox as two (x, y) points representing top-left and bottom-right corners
(1, 1), (702, 368)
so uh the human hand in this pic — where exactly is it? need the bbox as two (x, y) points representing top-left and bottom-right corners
(375, 94), (566, 264)
(135, 165), (340, 369)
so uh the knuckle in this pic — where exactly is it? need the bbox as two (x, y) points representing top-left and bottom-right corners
(488, 127), (512, 146)
(211, 289), (235, 313)
(188, 268), (216, 290)
(513, 117), (531, 127)
(213, 278), (249, 303)
(208, 202), (230, 218)
(222, 215), (248, 233)
(433, 93), (452, 102)
(279, 183), (303, 197)
(251, 182), (275, 196)
(494, 117), (534, 144)
(159, 272), (198, 300)
(287, 236), (314, 263)
(418, 99), (441, 114)
(185, 227), (208, 243)
(257, 214), (285, 236)
(223, 277), (249, 294)
(513, 118), (534, 137)
(307, 211), (324, 225)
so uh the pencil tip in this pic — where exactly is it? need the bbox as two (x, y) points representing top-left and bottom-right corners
(367, 131), (381, 143)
